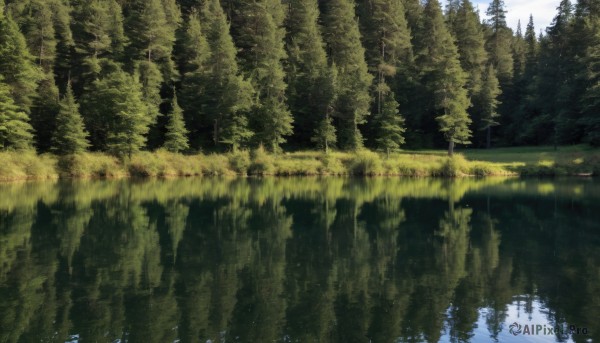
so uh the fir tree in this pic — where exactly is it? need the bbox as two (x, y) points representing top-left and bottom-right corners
(581, 18), (600, 146)
(125, 0), (179, 80)
(374, 93), (406, 157)
(52, 83), (90, 154)
(323, 0), (373, 150)
(0, 5), (42, 112)
(286, 0), (335, 147)
(163, 94), (189, 153)
(311, 114), (337, 154)
(179, 9), (211, 143)
(71, 0), (128, 81)
(484, 0), (514, 82)
(200, 0), (254, 152)
(82, 68), (150, 156)
(227, 0), (293, 152)
(418, 0), (471, 155)
(479, 64), (501, 148)
(359, 0), (413, 130)
(0, 77), (34, 150)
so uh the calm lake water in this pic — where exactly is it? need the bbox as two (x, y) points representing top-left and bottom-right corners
(0, 177), (598, 343)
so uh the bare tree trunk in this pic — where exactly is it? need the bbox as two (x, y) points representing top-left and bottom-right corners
(448, 141), (455, 156)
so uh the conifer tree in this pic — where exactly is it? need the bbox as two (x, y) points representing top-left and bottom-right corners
(581, 18), (600, 146)
(71, 0), (127, 81)
(179, 9), (211, 142)
(418, 0), (471, 155)
(484, 0), (514, 82)
(226, 0), (293, 152)
(323, 0), (373, 150)
(449, 0), (490, 147)
(358, 0), (412, 124)
(512, 20), (526, 80)
(448, 0), (487, 96)
(310, 67), (338, 153)
(52, 83), (90, 154)
(199, 0), (254, 152)
(0, 77), (34, 150)
(286, 0), (336, 147)
(163, 94), (189, 153)
(82, 68), (150, 156)
(0, 4), (42, 112)
(374, 93), (406, 157)
(479, 64), (501, 148)
(125, 0), (180, 80)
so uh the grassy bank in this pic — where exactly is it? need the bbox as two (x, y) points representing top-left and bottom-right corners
(0, 146), (598, 181)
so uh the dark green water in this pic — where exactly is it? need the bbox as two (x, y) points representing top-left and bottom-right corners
(0, 178), (598, 343)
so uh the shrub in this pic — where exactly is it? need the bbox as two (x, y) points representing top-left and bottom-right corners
(350, 150), (383, 176)
(57, 153), (125, 178)
(248, 145), (275, 175)
(228, 150), (251, 174)
(318, 154), (346, 175)
(437, 155), (468, 177)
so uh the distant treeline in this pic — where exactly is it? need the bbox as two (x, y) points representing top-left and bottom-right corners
(0, 0), (598, 157)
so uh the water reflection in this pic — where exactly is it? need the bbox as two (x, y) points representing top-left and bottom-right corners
(0, 177), (598, 343)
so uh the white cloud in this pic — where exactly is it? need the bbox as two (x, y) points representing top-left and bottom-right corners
(473, 0), (561, 33)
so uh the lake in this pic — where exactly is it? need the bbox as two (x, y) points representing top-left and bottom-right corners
(0, 177), (598, 343)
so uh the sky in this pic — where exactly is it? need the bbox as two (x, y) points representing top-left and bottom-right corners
(473, 0), (562, 33)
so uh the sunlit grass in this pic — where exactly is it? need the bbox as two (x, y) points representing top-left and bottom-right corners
(0, 145), (598, 181)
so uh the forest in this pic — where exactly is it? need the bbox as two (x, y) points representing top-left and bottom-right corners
(0, 0), (599, 158)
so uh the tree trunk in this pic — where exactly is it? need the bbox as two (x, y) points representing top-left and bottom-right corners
(213, 119), (218, 147)
(448, 141), (455, 156)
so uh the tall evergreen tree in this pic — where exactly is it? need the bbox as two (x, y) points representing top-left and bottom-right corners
(479, 64), (501, 148)
(198, 0), (254, 152)
(81, 68), (150, 156)
(163, 94), (189, 153)
(179, 9), (211, 146)
(0, 4), (42, 112)
(226, 0), (293, 152)
(0, 77), (34, 150)
(52, 83), (90, 154)
(286, 0), (336, 148)
(449, 0), (490, 147)
(125, 0), (180, 80)
(323, 0), (373, 150)
(358, 0), (412, 132)
(374, 93), (406, 157)
(484, 0), (514, 83)
(71, 0), (128, 83)
(417, 0), (471, 155)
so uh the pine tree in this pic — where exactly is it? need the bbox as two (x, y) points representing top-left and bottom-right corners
(286, 0), (336, 148)
(512, 20), (526, 80)
(163, 94), (189, 153)
(71, 0), (128, 81)
(449, 0), (490, 147)
(179, 9), (211, 144)
(0, 77), (34, 150)
(0, 4), (42, 112)
(227, 0), (293, 152)
(199, 0), (254, 152)
(449, 0), (487, 96)
(358, 0), (412, 129)
(82, 68), (150, 156)
(52, 83), (90, 154)
(374, 93), (406, 157)
(311, 114), (337, 154)
(484, 0), (514, 82)
(125, 0), (180, 80)
(418, 0), (471, 155)
(323, 0), (373, 150)
(581, 18), (600, 146)
(479, 64), (501, 148)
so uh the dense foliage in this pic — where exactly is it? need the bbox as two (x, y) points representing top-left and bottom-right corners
(1, 0), (599, 156)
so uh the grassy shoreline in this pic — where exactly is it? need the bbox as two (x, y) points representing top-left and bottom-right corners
(0, 146), (598, 182)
